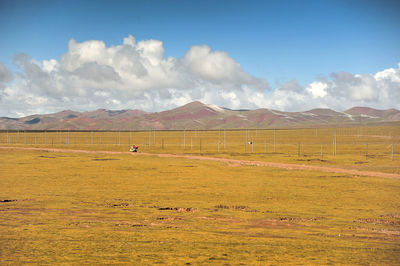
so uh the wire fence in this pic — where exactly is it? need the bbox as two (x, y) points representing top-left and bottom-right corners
(1, 127), (399, 160)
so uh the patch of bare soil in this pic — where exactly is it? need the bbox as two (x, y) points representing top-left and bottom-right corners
(214, 204), (259, 212)
(1, 146), (400, 179)
(277, 216), (326, 222)
(157, 207), (198, 212)
(0, 199), (18, 203)
(354, 218), (400, 226)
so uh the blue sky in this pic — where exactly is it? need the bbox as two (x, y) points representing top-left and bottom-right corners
(0, 0), (400, 116)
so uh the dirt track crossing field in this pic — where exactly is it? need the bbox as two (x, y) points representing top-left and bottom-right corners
(1, 146), (399, 179)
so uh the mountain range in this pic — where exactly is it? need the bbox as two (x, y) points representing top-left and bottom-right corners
(1, 101), (400, 130)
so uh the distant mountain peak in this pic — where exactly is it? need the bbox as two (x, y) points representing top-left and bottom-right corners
(345, 106), (400, 118)
(0, 103), (399, 130)
(304, 108), (340, 116)
(204, 103), (225, 113)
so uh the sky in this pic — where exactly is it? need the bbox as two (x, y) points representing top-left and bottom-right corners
(0, 0), (400, 117)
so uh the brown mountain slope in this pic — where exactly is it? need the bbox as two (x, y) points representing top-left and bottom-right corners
(1, 102), (399, 130)
(345, 107), (400, 120)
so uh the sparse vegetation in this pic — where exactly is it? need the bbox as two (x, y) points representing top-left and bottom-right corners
(0, 125), (399, 264)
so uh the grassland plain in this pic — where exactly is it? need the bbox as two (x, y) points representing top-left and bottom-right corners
(1, 125), (400, 174)
(1, 146), (400, 264)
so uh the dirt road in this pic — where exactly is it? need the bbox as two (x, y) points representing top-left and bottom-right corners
(1, 146), (399, 179)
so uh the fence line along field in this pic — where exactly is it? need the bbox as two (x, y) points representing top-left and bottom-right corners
(1, 125), (400, 173)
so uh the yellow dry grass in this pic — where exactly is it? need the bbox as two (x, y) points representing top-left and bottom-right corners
(1, 125), (400, 264)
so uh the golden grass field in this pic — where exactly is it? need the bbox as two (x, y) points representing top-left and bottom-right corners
(1, 125), (400, 264)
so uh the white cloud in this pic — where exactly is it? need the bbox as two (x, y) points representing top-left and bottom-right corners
(307, 81), (328, 98)
(262, 66), (400, 111)
(375, 63), (400, 82)
(0, 61), (13, 96)
(183, 45), (256, 88)
(1, 35), (269, 116)
(0, 34), (399, 117)
(42, 59), (59, 73)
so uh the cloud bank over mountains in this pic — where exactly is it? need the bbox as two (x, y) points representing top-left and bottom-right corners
(0, 35), (399, 117)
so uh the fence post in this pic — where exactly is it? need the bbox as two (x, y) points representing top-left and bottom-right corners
(392, 143), (394, 161)
(224, 129), (226, 149)
(148, 131), (151, 148)
(333, 130), (337, 155)
(298, 143), (300, 157)
(333, 139), (335, 155)
(264, 139), (267, 153)
(335, 133), (337, 155)
(320, 143), (323, 158)
(218, 131), (220, 152)
(366, 143), (368, 160)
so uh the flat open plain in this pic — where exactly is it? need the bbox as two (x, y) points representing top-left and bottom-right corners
(1, 126), (399, 264)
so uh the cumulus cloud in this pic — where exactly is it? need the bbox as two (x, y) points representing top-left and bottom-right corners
(0, 61), (13, 89)
(259, 64), (400, 112)
(307, 81), (328, 98)
(1, 35), (400, 117)
(0, 61), (14, 103)
(182, 45), (267, 91)
(1, 35), (270, 116)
